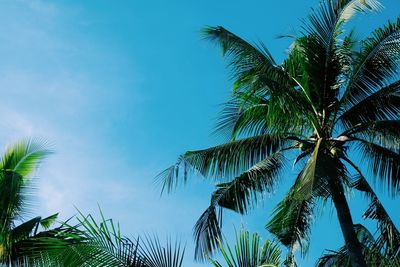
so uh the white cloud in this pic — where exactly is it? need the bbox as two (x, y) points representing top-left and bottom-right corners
(0, 0), (184, 246)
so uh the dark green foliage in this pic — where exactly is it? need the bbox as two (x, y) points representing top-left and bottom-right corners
(159, 0), (400, 265)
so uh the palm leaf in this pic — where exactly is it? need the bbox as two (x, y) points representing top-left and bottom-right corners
(52, 209), (184, 267)
(137, 236), (185, 267)
(11, 219), (83, 265)
(193, 152), (286, 261)
(341, 120), (400, 148)
(193, 205), (222, 261)
(0, 138), (52, 179)
(213, 92), (270, 140)
(157, 134), (289, 193)
(202, 26), (277, 80)
(352, 174), (400, 258)
(356, 138), (400, 195)
(0, 139), (52, 234)
(39, 213), (59, 230)
(266, 185), (314, 258)
(299, 0), (380, 121)
(209, 229), (281, 267)
(0, 171), (26, 234)
(338, 80), (400, 129)
(341, 17), (400, 107)
(292, 139), (321, 199)
(317, 224), (399, 266)
(304, 0), (380, 49)
(204, 26), (311, 134)
(213, 152), (286, 214)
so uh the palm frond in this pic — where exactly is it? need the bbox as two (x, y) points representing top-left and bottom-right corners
(356, 138), (400, 195)
(338, 80), (400, 129)
(204, 26), (313, 135)
(11, 214), (58, 243)
(193, 152), (286, 261)
(209, 228), (281, 267)
(213, 152), (286, 214)
(352, 175), (400, 258)
(317, 224), (399, 266)
(280, 37), (323, 126)
(0, 139), (52, 232)
(266, 186), (314, 257)
(39, 213), (59, 230)
(297, 0), (380, 122)
(11, 219), (83, 265)
(304, 0), (380, 49)
(0, 171), (26, 234)
(193, 205), (222, 261)
(137, 236), (185, 267)
(341, 120), (400, 148)
(341, 17), (400, 107)
(48, 209), (185, 267)
(292, 140), (321, 199)
(213, 92), (270, 140)
(156, 134), (290, 193)
(202, 26), (277, 79)
(0, 138), (52, 179)
(66, 210), (142, 266)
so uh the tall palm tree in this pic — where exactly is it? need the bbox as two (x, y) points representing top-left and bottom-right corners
(158, 0), (400, 266)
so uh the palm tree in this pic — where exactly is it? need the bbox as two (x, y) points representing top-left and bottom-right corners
(209, 229), (282, 267)
(0, 139), (185, 266)
(158, 0), (400, 266)
(0, 139), (78, 264)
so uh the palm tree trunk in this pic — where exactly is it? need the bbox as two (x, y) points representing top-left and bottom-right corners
(329, 179), (367, 267)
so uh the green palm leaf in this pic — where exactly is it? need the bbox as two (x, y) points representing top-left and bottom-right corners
(52, 209), (185, 267)
(209, 229), (281, 267)
(214, 152), (286, 214)
(266, 184), (314, 258)
(157, 134), (289, 193)
(341, 17), (400, 107)
(356, 138), (400, 195)
(352, 174), (400, 258)
(0, 138), (52, 178)
(193, 205), (222, 261)
(214, 92), (270, 140)
(338, 80), (400, 129)
(193, 152), (286, 261)
(317, 224), (399, 266)
(204, 26), (312, 134)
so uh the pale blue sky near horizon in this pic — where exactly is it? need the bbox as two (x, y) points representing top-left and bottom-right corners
(0, 0), (399, 266)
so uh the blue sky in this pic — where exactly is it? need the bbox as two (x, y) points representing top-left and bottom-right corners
(0, 0), (399, 266)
